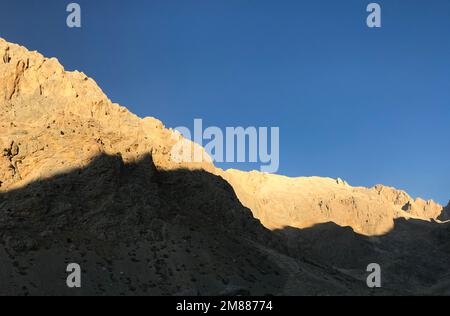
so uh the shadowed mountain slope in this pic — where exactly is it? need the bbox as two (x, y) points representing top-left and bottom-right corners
(1, 153), (449, 295)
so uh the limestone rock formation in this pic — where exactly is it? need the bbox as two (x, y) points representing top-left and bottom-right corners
(0, 38), (448, 296)
(222, 171), (443, 236)
(0, 38), (212, 190)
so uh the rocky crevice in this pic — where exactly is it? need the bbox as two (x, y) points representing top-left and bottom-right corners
(2, 47), (10, 64)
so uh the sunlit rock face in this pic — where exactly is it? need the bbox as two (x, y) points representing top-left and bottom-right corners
(0, 38), (213, 192)
(0, 37), (444, 236)
(222, 171), (443, 236)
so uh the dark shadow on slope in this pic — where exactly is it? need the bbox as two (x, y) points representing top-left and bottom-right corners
(275, 218), (450, 295)
(0, 153), (285, 296)
(0, 153), (449, 296)
(438, 202), (450, 221)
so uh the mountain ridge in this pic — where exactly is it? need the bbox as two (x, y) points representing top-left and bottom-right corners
(0, 37), (444, 237)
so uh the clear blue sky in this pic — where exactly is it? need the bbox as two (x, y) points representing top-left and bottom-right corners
(1, 0), (449, 204)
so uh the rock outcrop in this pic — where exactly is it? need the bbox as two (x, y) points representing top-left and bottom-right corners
(0, 38), (212, 189)
(222, 171), (443, 236)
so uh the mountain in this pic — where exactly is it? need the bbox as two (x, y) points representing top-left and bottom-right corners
(224, 170), (443, 236)
(0, 38), (449, 295)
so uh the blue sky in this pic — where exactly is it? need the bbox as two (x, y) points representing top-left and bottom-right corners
(1, 0), (449, 204)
